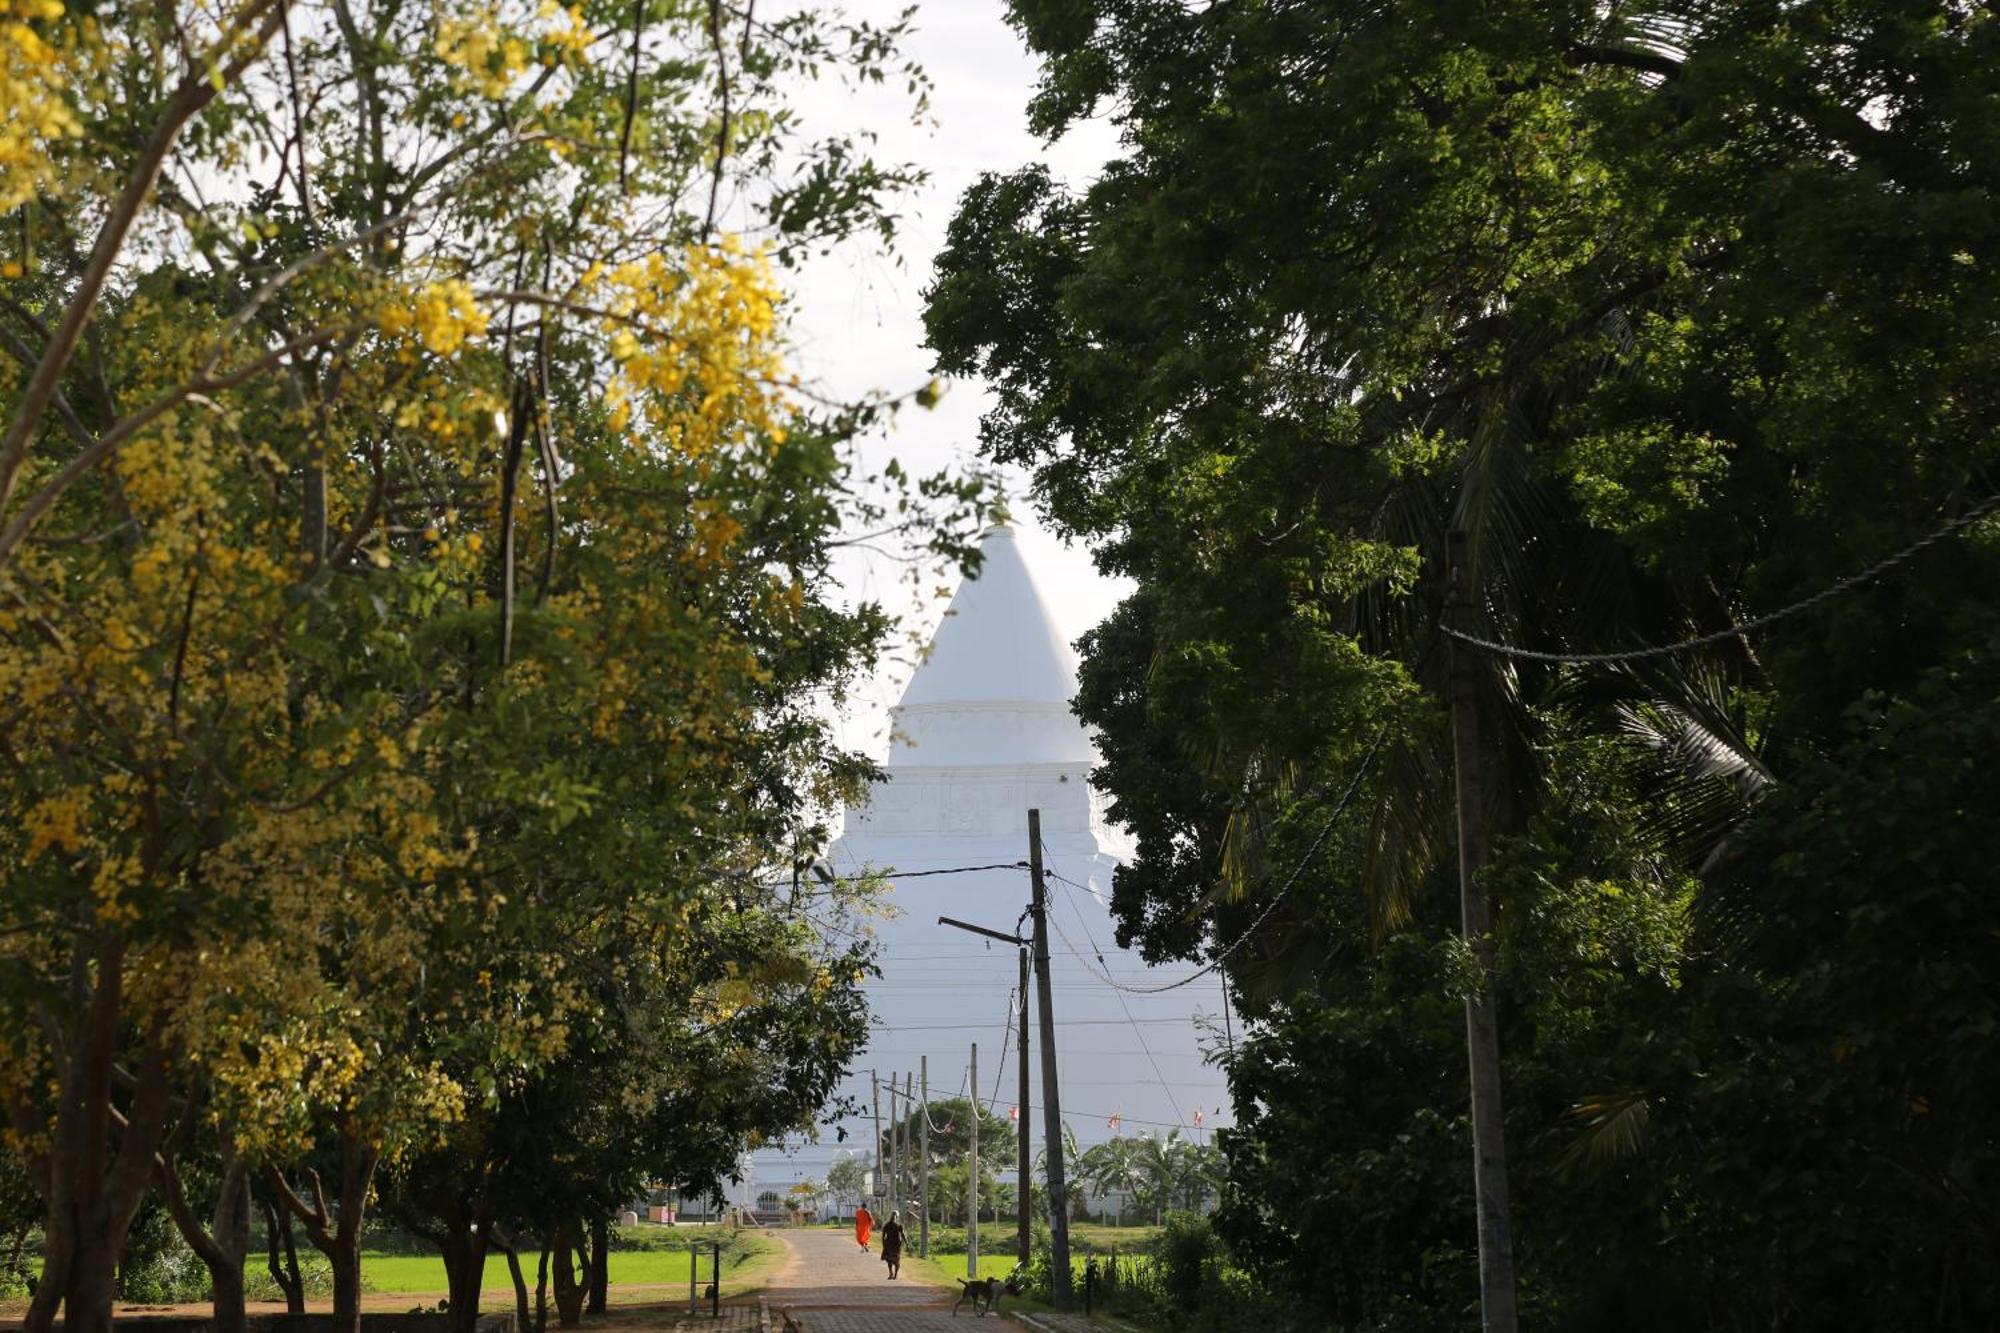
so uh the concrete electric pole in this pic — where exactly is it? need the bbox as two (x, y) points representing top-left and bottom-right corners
(919, 1056), (931, 1258)
(1028, 808), (1074, 1308)
(1017, 944), (1031, 1266)
(967, 1041), (980, 1280)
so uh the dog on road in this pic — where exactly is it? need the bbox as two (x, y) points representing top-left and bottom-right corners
(952, 1266), (1024, 1317)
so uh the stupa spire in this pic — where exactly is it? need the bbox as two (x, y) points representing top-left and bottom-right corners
(888, 524), (1094, 769)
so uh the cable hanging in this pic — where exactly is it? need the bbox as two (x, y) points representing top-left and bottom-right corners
(1048, 728), (1388, 996)
(1444, 490), (2000, 666)
(1044, 845), (1190, 1130)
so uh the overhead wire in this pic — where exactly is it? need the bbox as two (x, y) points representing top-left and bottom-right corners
(1044, 727), (1388, 995)
(1043, 842), (1190, 1131)
(986, 980), (1016, 1113)
(1443, 490), (2000, 665)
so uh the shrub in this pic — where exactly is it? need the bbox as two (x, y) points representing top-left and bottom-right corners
(1155, 1212), (1219, 1306)
(244, 1250), (337, 1302)
(119, 1207), (209, 1305)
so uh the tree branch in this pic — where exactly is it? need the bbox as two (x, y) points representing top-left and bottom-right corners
(0, 0), (291, 539)
(0, 321), (365, 567)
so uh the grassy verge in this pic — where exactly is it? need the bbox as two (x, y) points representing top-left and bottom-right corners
(359, 1228), (784, 1307)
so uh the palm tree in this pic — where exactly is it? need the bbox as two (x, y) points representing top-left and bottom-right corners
(1076, 1136), (1148, 1226)
(1034, 1123), (1088, 1220)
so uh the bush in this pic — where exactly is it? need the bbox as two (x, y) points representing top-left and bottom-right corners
(244, 1249), (337, 1302)
(1155, 1212), (1219, 1306)
(120, 1209), (209, 1305)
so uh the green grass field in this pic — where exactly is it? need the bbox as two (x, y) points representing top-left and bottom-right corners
(355, 1228), (783, 1304)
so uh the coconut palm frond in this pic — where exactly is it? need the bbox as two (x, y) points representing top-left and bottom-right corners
(1555, 1089), (1651, 1180)
(1362, 732), (1452, 938)
(1453, 402), (1559, 634)
(1560, 651), (1775, 875)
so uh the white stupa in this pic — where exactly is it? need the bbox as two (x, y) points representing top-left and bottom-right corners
(754, 526), (1229, 1215)
(843, 521), (1129, 858)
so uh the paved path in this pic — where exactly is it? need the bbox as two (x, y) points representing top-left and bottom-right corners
(761, 1229), (984, 1332)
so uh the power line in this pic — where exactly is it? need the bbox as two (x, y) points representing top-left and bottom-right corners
(1045, 845), (1191, 1132)
(1442, 490), (2000, 665)
(858, 861), (1032, 879)
(871, 1018), (1199, 1032)
(1047, 728), (1388, 996)
(986, 981), (1016, 1113)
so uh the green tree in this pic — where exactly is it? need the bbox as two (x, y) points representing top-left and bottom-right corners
(925, 1), (2000, 1328)
(826, 1156), (867, 1211)
(0, 3), (977, 1333)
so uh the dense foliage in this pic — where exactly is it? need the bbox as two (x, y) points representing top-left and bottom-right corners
(927, 1), (2000, 1329)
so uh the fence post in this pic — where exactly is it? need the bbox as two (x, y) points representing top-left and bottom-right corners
(688, 1245), (696, 1312)
(711, 1242), (721, 1317)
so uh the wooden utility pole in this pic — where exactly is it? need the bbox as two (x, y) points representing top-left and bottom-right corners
(919, 1057), (931, 1259)
(967, 1042), (980, 1279)
(1017, 945), (1031, 1266)
(1027, 809), (1074, 1308)
(871, 1071), (882, 1213)
(1446, 528), (1519, 1333)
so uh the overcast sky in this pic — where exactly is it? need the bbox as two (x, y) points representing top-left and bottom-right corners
(767, 0), (1133, 756)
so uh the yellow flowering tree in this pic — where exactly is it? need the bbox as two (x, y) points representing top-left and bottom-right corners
(0, 3), (979, 1333)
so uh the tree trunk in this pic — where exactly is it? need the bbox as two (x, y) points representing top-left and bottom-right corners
(268, 1129), (379, 1333)
(63, 1244), (120, 1333)
(27, 937), (177, 1333)
(497, 1235), (533, 1333)
(263, 1195), (306, 1314)
(159, 1142), (252, 1333)
(1446, 528), (1519, 1333)
(439, 1210), (491, 1333)
(533, 1245), (551, 1333)
(329, 1235), (363, 1333)
(25, 1193), (72, 1333)
(550, 1222), (585, 1328)
(209, 1256), (249, 1333)
(585, 1216), (607, 1314)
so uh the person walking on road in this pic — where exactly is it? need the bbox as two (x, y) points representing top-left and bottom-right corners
(854, 1203), (874, 1252)
(880, 1212), (905, 1280)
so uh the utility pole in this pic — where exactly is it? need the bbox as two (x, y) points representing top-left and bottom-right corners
(1027, 809), (1074, 1308)
(871, 1070), (882, 1213)
(919, 1057), (931, 1259)
(1017, 945), (1031, 1267)
(967, 1042), (980, 1280)
(1446, 528), (1519, 1333)
(902, 1072), (915, 1216)
(1221, 975), (1237, 1063)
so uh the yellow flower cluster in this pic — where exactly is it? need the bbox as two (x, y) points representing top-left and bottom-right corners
(434, 0), (591, 98)
(0, 0), (81, 213)
(433, 6), (529, 98)
(380, 279), (489, 356)
(589, 238), (790, 462)
(536, 0), (590, 66)
(21, 787), (88, 861)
